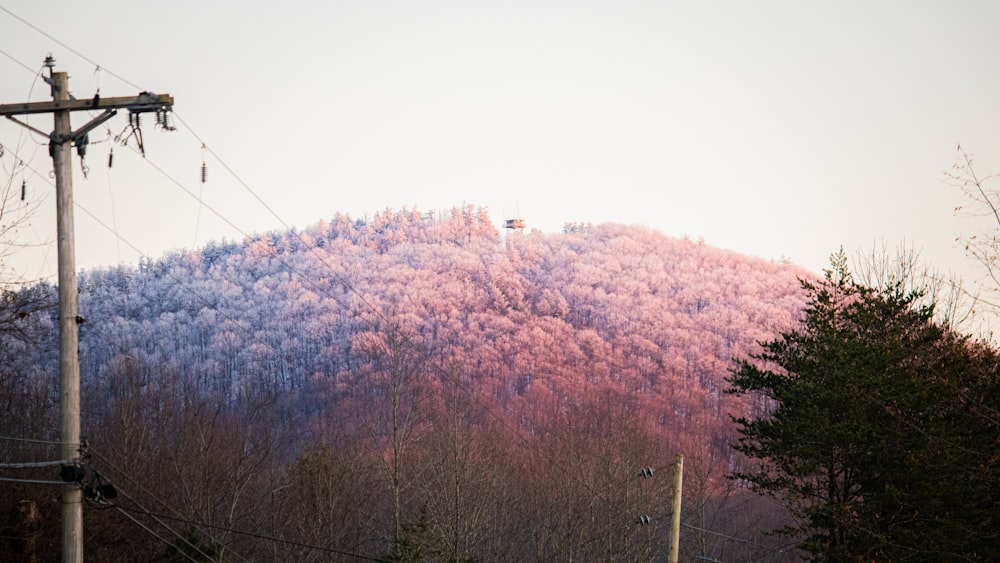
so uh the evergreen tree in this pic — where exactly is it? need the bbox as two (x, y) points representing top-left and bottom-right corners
(727, 250), (1000, 561)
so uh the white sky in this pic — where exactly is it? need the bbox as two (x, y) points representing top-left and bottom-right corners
(2, 1), (1000, 290)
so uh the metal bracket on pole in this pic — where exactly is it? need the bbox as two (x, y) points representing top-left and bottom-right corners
(5, 115), (50, 139)
(67, 109), (118, 144)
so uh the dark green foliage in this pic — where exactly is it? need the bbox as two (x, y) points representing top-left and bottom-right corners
(727, 250), (1000, 561)
(169, 527), (222, 562)
(382, 506), (477, 563)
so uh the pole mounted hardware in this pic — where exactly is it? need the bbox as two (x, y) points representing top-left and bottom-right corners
(0, 92), (174, 155)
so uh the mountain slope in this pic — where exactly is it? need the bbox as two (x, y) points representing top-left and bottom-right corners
(61, 206), (807, 442)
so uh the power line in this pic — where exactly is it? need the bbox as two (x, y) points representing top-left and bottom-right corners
(0, 435), (69, 446)
(682, 522), (749, 543)
(0, 141), (286, 364)
(111, 505), (207, 563)
(0, 459), (71, 468)
(173, 112), (383, 323)
(85, 456), (242, 563)
(110, 486), (228, 563)
(0, 46), (38, 76)
(0, 54), (54, 283)
(0, 476), (65, 485)
(0, 5), (144, 91)
(113, 504), (391, 562)
(89, 448), (385, 562)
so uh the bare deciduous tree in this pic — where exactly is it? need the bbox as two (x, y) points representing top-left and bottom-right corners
(948, 146), (1000, 320)
(852, 241), (977, 332)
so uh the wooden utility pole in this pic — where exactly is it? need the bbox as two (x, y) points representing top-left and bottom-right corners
(0, 56), (173, 563)
(52, 65), (84, 563)
(669, 454), (684, 563)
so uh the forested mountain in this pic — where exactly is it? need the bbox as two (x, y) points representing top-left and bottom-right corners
(1, 205), (812, 562)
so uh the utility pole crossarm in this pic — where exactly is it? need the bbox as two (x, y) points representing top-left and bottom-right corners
(0, 92), (173, 116)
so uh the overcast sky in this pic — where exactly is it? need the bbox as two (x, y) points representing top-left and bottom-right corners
(2, 1), (1000, 291)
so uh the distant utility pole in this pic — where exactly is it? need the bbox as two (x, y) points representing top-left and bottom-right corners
(669, 454), (684, 563)
(0, 55), (173, 563)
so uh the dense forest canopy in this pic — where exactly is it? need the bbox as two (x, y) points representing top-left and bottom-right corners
(0, 205), (799, 423)
(1, 205), (814, 561)
(74, 205), (806, 437)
